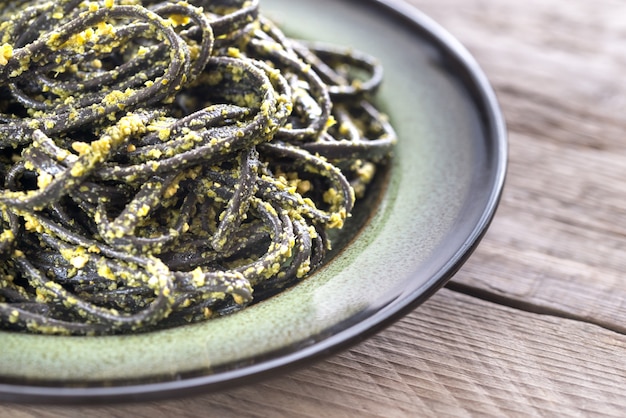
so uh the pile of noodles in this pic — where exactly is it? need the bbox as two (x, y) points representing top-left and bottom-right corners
(0, 0), (396, 335)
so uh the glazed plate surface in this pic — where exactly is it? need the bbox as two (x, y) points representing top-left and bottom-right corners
(0, 0), (506, 402)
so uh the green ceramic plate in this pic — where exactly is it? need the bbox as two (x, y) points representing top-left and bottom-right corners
(0, 0), (506, 403)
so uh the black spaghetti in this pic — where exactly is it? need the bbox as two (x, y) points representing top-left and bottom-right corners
(0, 0), (396, 335)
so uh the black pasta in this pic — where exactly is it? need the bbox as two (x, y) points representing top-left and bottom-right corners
(0, 0), (396, 335)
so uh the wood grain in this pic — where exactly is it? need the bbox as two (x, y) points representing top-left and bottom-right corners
(3, 0), (626, 416)
(411, 0), (626, 330)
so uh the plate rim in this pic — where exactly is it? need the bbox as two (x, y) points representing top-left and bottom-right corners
(0, 0), (507, 403)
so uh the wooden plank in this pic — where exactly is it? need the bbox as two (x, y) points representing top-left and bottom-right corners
(404, 0), (626, 328)
(2, 289), (625, 417)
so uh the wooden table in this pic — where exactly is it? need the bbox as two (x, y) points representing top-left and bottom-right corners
(3, 0), (626, 416)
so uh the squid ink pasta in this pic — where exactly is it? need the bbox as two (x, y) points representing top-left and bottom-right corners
(0, 0), (396, 335)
